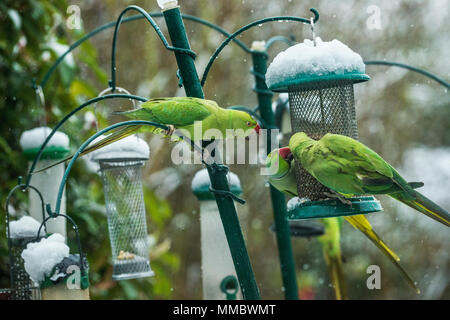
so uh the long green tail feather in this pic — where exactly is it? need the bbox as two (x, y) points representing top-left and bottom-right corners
(322, 250), (347, 300)
(389, 190), (450, 227)
(344, 215), (420, 294)
(33, 124), (142, 173)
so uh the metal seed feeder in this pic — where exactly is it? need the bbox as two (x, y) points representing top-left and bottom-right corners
(266, 36), (382, 219)
(91, 134), (154, 280)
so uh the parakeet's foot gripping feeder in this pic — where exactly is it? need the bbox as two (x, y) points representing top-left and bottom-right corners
(92, 136), (154, 280)
(266, 37), (382, 219)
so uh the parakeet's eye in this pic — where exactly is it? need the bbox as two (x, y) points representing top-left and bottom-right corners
(246, 121), (252, 126)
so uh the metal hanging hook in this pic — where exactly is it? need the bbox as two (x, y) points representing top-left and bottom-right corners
(310, 17), (316, 46)
(35, 85), (47, 127)
(93, 87), (138, 132)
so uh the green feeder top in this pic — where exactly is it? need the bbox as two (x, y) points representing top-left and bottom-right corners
(266, 37), (370, 92)
(20, 127), (70, 160)
(192, 168), (242, 201)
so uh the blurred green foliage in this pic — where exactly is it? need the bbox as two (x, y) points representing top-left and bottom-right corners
(0, 0), (178, 299)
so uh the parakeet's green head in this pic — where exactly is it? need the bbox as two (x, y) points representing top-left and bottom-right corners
(266, 147), (293, 179)
(289, 132), (313, 153)
(228, 109), (260, 137)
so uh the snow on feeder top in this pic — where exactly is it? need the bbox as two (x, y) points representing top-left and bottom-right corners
(191, 169), (242, 300)
(21, 233), (89, 300)
(91, 135), (154, 281)
(9, 216), (45, 242)
(20, 127), (70, 238)
(266, 37), (382, 218)
(20, 127), (70, 161)
(266, 37), (368, 92)
(192, 168), (242, 201)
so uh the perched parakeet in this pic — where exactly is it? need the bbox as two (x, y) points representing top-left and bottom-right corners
(288, 132), (450, 227)
(317, 217), (347, 300)
(36, 97), (260, 171)
(266, 148), (420, 295)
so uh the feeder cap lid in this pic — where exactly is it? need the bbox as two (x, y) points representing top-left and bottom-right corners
(191, 168), (242, 200)
(90, 134), (150, 162)
(266, 37), (369, 92)
(20, 127), (70, 160)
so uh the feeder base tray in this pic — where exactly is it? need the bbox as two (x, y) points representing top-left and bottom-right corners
(112, 255), (154, 281)
(288, 196), (382, 220)
(269, 220), (325, 238)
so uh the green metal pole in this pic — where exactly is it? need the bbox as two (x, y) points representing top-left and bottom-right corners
(162, 5), (260, 300)
(162, 6), (204, 98)
(251, 46), (299, 300)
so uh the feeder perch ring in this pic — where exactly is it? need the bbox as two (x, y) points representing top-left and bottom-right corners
(287, 196), (383, 220)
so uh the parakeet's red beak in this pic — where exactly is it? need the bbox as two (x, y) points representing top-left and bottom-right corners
(279, 147), (292, 161)
(254, 124), (261, 134)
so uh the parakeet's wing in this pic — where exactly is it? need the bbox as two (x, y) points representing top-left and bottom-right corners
(312, 134), (414, 195)
(33, 124), (142, 173)
(138, 97), (213, 126)
(344, 215), (420, 294)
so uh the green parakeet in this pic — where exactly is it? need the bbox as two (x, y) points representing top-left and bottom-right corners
(288, 132), (450, 227)
(266, 147), (420, 295)
(36, 97), (260, 171)
(317, 217), (347, 300)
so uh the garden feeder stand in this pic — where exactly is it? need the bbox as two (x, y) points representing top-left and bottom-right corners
(192, 169), (243, 300)
(92, 135), (154, 280)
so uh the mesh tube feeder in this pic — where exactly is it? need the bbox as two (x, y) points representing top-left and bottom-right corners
(266, 37), (382, 219)
(91, 134), (154, 280)
(192, 168), (243, 300)
(3, 185), (47, 300)
(22, 215), (89, 300)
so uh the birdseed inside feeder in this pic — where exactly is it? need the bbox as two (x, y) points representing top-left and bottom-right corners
(20, 127), (70, 238)
(91, 135), (154, 280)
(266, 37), (382, 218)
(191, 169), (243, 300)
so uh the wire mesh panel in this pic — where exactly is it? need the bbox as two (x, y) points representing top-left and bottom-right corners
(8, 237), (43, 300)
(288, 80), (359, 200)
(0, 287), (41, 300)
(99, 159), (154, 280)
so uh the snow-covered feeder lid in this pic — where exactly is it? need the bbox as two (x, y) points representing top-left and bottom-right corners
(20, 127), (70, 160)
(191, 169), (242, 201)
(9, 216), (45, 241)
(90, 134), (150, 162)
(21, 233), (70, 284)
(266, 37), (369, 92)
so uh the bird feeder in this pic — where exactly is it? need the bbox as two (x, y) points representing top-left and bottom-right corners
(20, 127), (70, 238)
(91, 135), (154, 280)
(21, 226), (90, 300)
(191, 169), (243, 300)
(266, 37), (382, 219)
(269, 220), (324, 238)
(3, 185), (47, 300)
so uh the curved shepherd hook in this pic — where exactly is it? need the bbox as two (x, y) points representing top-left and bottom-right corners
(200, 8), (319, 86)
(24, 94), (147, 189)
